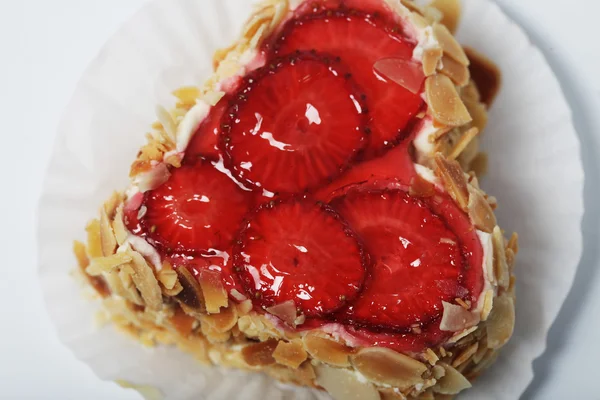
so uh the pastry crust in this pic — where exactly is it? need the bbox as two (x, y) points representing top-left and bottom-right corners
(74, 1), (515, 399)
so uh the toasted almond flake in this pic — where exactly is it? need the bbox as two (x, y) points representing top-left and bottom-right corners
(430, 125), (454, 142)
(238, 315), (266, 338)
(201, 306), (238, 333)
(303, 332), (354, 367)
(236, 299), (253, 316)
(424, 348), (439, 365)
(103, 269), (128, 299)
(472, 337), (489, 364)
(155, 105), (176, 140)
(492, 226), (510, 289)
(507, 232), (519, 254)
(169, 306), (196, 337)
(100, 207), (117, 256)
(440, 301), (480, 332)
(486, 295), (515, 349)
(448, 326), (477, 343)
(157, 262), (178, 290)
(452, 342), (478, 367)
(423, 5), (443, 24)
(85, 219), (103, 259)
(103, 192), (124, 218)
(351, 347), (427, 389)
(294, 314), (306, 326)
(162, 279), (183, 296)
(439, 346), (447, 357)
(374, 58), (425, 94)
(409, 10), (429, 30)
(74, 240), (110, 297)
(128, 251), (162, 311)
(273, 340), (308, 369)
(172, 86), (200, 105)
(455, 298), (470, 310)
(86, 253), (133, 276)
(422, 48), (443, 76)
(505, 248), (516, 274)
(481, 289), (494, 321)
(241, 339), (278, 367)
(164, 154), (181, 168)
(213, 43), (237, 70)
(400, 0), (424, 14)
(203, 90), (226, 107)
(467, 186), (496, 233)
(174, 266), (205, 312)
(112, 205), (128, 246)
(433, 23), (469, 66)
(441, 55), (470, 88)
(430, 0), (461, 33)
(118, 264), (145, 305)
(249, 22), (270, 49)
(200, 322), (231, 344)
(134, 163), (172, 192)
(380, 388), (408, 400)
(199, 269), (228, 313)
(434, 154), (469, 210)
(73, 240), (90, 270)
(230, 289), (248, 302)
(266, 300), (298, 327)
(433, 362), (472, 395)
(432, 365), (446, 380)
(410, 174), (436, 198)
(448, 127), (479, 161)
(315, 365), (380, 400)
(426, 75), (472, 127)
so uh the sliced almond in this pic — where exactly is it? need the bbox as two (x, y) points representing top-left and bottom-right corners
(351, 347), (427, 389)
(452, 342), (479, 368)
(236, 299), (253, 316)
(198, 269), (228, 314)
(241, 338), (278, 367)
(486, 295), (515, 349)
(201, 306), (238, 333)
(85, 219), (103, 259)
(423, 5), (443, 24)
(409, 173), (436, 198)
(374, 58), (425, 94)
(200, 321), (231, 344)
(400, 0), (424, 14)
(492, 226), (510, 289)
(507, 232), (519, 254)
(439, 301), (480, 332)
(118, 264), (145, 305)
(433, 23), (469, 66)
(448, 326), (477, 344)
(73, 240), (90, 270)
(112, 204), (128, 246)
(434, 154), (469, 210)
(100, 207), (117, 256)
(423, 348), (440, 366)
(315, 365), (380, 400)
(440, 55), (470, 87)
(472, 336), (489, 364)
(162, 279), (183, 297)
(448, 127), (479, 161)
(505, 248), (516, 274)
(423, 48), (444, 76)
(86, 253), (132, 276)
(379, 388), (408, 400)
(169, 305), (196, 337)
(433, 362), (472, 395)
(426, 74), (472, 127)
(175, 267), (205, 312)
(481, 289), (494, 321)
(430, 0), (461, 33)
(157, 261), (178, 290)
(74, 241), (110, 297)
(172, 86), (200, 105)
(266, 300), (298, 327)
(128, 251), (162, 311)
(467, 186), (496, 233)
(273, 340), (308, 369)
(303, 331), (354, 367)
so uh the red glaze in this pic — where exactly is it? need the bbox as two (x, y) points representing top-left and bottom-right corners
(123, 2), (485, 352)
(330, 185), (470, 332)
(221, 52), (368, 195)
(273, 11), (424, 155)
(128, 159), (253, 254)
(233, 199), (368, 317)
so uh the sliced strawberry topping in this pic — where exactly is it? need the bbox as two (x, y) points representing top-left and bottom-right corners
(233, 199), (368, 317)
(274, 11), (424, 155)
(331, 184), (481, 332)
(137, 160), (252, 254)
(184, 96), (230, 161)
(220, 52), (367, 195)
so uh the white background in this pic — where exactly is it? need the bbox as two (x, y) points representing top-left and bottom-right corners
(1, 0), (598, 399)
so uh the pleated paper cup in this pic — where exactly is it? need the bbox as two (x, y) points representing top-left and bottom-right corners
(37, 0), (585, 398)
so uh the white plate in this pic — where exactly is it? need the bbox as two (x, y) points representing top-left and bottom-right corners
(37, 0), (584, 398)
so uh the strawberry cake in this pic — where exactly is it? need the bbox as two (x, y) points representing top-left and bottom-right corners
(73, 0), (517, 398)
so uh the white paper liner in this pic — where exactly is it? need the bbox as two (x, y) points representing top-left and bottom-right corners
(37, 0), (584, 399)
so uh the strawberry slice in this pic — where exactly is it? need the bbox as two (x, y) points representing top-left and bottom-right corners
(274, 10), (425, 155)
(220, 52), (368, 195)
(184, 96), (230, 161)
(137, 159), (253, 254)
(233, 199), (368, 317)
(330, 184), (483, 332)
